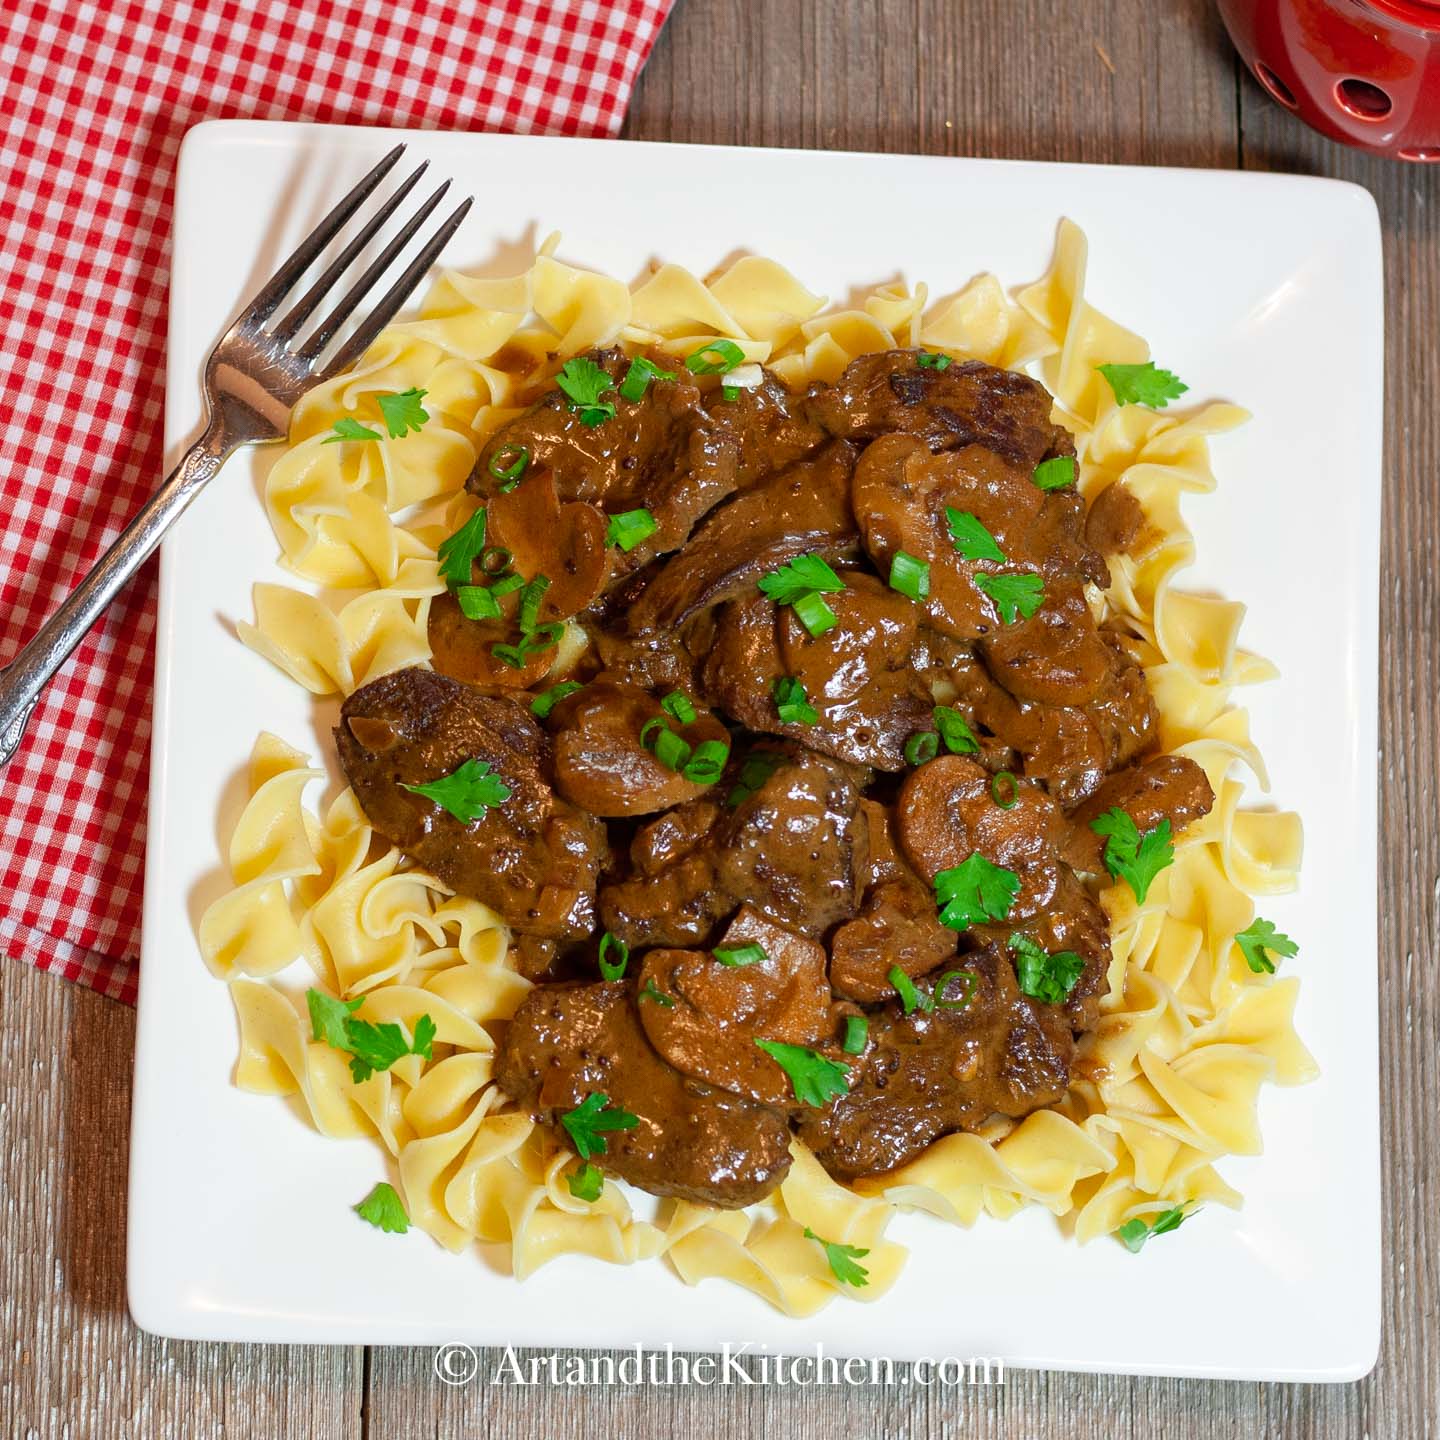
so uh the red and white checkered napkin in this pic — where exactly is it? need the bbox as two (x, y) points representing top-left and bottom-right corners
(0, 0), (673, 1005)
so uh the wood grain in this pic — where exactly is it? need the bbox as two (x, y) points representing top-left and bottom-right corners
(4, 2), (1436, 1436)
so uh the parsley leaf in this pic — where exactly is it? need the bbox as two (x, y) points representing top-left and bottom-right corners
(945, 508), (1007, 563)
(1116, 1204), (1196, 1253)
(1032, 455), (1076, 490)
(555, 356), (614, 408)
(377, 387), (429, 438)
(307, 989), (363, 1050)
(934, 852), (1021, 931)
(1089, 808), (1174, 904)
(567, 1162), (604, 1202)
(1009, 934), (1086, 1004)
(1097, 362), (1189, 409)
(354, 1181), (410, 1234)
(1234, 918), (1299, 975)
(803, 1226), (870, 1286)
(560, 1092), (639, 1160)
(436, 508), (488, 590)
(773, 675), (819, 725)
(753, 1039), (850, 1107)
(915, 350), (951, 371)
(323, 416), (383, 444)
(974, 570), (1045, 624)
(888, 964), (932, 1016)
(757, 553), (846, 606)
(401, 758), (512, 824)
(307, 989), (436, 1084)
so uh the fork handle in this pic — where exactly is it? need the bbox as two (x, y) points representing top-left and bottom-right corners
(0, 417), (234, 767)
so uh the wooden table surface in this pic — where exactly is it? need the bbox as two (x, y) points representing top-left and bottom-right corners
(4, 2), (1435, 1436)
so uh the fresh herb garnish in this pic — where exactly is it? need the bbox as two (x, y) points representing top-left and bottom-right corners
(803, 1226), (871, 1286)
(559, 1092), (639, 1160)
(915, 351), (952, 371)
(945, 508), (1007, 563)
(904, 731), (939, 766)
(618, 356), (677, 402)
(721, 384), (740, 402)
(607, 508), (658, 552)
(889, 550), (930, 602)
(555, 356), (617, 426)
(641, 715), (725, 782)
(650, 726), (691, 772)
(487, 443), (529, 489)
(1009, 934), (1086, 1004)
(1089, 809), (1174, 903)
(714, 941), (767, 967)
(354, 1181), (410, 1234)
(990, 770), (1019, 809)
(637, 978), (676, 1008)
(888, 964), (933, 1016)
(491, 622), (564, 670)
(727, 751), (784, 807)
(531, 681), (583, 720)
(974, 571), (1045, 624)
(436, 507), (488, 589)
(757, 554), (846, 606)
(1032, 455), (1076, 491)
(1116, 1204), (1196, 1253)
(598, 932), (629, 981)
(791, 591), (838, 637)
(753, 1039), (850, 1107)
(517, 574), (550, 633)
(401, 758), (512, 824)
(684, 338), (746, 375)
(567, 1162), (604, 1203)
(377, 387), (429, 438)
(773, 676), (819, 726)
(934, 852), (1021, 931)
(933, 705), (979, 755)
(1098, 361), (1189, 409)
(307, 990), (436, 1084)
(683, 739), (729, 785)
(933, 969), (978, 1009)
(841, 1014), (868, 1054)
(660, 690), (696, 726)
(323, 416), (383, 444)
(456, 584), (501, 621)
(1234, 918), (1299, 975)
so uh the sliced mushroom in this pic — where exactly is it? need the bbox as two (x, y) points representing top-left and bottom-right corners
(979, 579), (1114, 707)
(829, 879), (958, 1002)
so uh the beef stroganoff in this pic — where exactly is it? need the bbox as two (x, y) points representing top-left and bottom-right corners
(200, 221), (1314, 1313)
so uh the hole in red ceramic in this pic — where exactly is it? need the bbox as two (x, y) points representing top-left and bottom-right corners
(1399, 147), (1440, 162)
(1334, 78), (1394, 121)
(1254, 63), (1298, 110)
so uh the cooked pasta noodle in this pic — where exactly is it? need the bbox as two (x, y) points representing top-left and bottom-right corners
(200, 220), (1315, 1312)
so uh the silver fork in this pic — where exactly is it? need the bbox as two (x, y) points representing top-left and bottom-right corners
(0, 145), (472, 766)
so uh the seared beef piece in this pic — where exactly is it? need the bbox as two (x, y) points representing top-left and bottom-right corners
(1085, 480), (1160, 558)
(808, 350), (1074, 469)
(701, 572), (933, 771)
(1062, 754), (1215, 875)
(797, 944), (1073, 1181)
(896, 754), (1065, 922)
(584, 623), (698, 693)
(469, 348), (734, 576)
(852, 434), (1107, 645)
(496, 980), (792, 1208)
(599, 742), (867, 948)
(625, 441), (859, 635)
(830, 879), (957, 1002)
(544, 680), (729, 818)
(1085, 634), (1159, 776)
(636, 907), (838, 1107)
(979, 580), (1116, 708)
(705, 370), (828, 486)
(336, 668), (606, 939)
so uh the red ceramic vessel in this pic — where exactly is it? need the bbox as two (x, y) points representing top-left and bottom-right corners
(1216, 0), (1440, 160)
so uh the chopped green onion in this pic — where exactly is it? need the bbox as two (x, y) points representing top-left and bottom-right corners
(491, 622), (563, 670)
(714, 941), (767, 967)
(721, 384), (740, 401)
(684, 338), (746, 375)
(904, 731), (939, 766)
(518, 574), (550, 633)
(607, 508), (658, 552)
(772, 675), (819, 726)
(1032, 455), (1076, 491)
(726, 751), (783, 808)
(531, 681), (583, 720)
(618, 356), (678, 403)
(841, 1015), (868, 1054)
(888, 964), (933, 1015)
(933, 969), (978, 1010)
(638, 978), (675, 1007)
(888, 551), (930, 602)
(990, 770), (1019, 809)
(934, 706), (980, 755)
(488, 573), (524, 599)
(480, 545), (512, 577)
(652, 727), (693, 773)
(598, 932), (629, 981)
(682, 739), (729, 784)
(488, 443), (529, 489)
(639, 716), (670, 749)
(791, 591), (838, 638)
(661, 690), (696, 725)
(916, 351), (952, 370)
(456, 584), (501, 621)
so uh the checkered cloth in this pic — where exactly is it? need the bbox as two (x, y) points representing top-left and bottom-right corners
(0, 0), (672, 1005)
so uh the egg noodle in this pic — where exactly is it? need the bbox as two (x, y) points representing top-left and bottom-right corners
(198, 220), (1315, 1315)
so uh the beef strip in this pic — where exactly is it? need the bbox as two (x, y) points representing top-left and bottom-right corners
(496, 980), (793, 1207)
(701, 572), (933, 771)
(636, 907), (838, 1107)
(808, 350), (1075, 468)
(796, 943), (1073, 1180)
(336, 668), (607, 939)
(1062, 754), (1216, 875)
(704, 369), (828, 486)
(1085, 480), (1162, 558)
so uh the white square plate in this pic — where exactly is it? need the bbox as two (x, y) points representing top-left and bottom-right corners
(129, 120), (1382, 1380)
